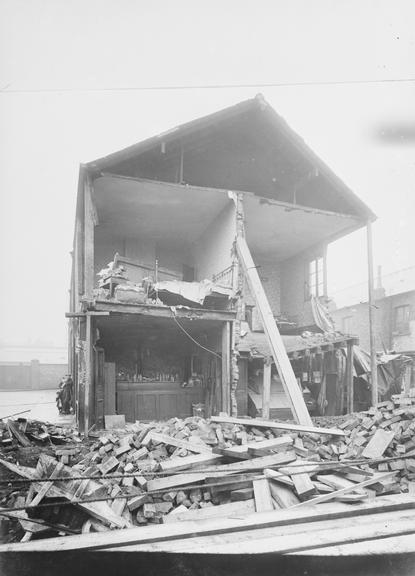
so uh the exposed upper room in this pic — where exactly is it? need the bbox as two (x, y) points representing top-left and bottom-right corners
(87, 94), (375, 221)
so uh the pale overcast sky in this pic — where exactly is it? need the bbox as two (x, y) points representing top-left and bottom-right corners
(0, 0), (414, 347)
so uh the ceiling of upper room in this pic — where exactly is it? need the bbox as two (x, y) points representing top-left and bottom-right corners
(244, 194), (362, 261)
(88, 97), (374, 220)
(93, 175), (230, 246)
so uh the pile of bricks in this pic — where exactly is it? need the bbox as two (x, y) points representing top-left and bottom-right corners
(1, 391), (415, 538)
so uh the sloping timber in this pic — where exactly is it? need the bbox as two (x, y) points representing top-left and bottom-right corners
(2, 493), (414, 552)
(236, 236), (312, 426)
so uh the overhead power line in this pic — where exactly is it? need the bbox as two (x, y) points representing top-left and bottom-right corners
(1, 77), (415, 94)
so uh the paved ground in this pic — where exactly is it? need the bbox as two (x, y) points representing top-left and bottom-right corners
(0, 389), (74, 426)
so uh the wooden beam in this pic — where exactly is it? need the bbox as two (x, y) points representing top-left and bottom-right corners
(262, 357), (272, 419)
(210, 415), (344, 437)
(346, 341), (354, 414)
(367, 220), (378, 406)
(84, 314), (93, 434)
(84, 175), (95, 300)
(236, 236), (312, 426)
(93, 300), (236, 322)
(253, 479), (273, 512)
(222, 321), (231, 414)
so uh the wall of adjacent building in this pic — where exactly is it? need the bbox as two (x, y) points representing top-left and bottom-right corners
(331, 290), (415, 353)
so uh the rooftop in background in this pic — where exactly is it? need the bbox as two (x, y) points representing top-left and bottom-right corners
(330, 266), (415, 309)
(0, 345), (68, 364)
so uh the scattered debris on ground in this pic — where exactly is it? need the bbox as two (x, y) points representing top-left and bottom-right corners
(1, 390), (415, 543)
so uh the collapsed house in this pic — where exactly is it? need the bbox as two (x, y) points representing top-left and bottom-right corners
(68, 94), (375, 433)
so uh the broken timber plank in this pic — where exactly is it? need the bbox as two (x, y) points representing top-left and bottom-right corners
(147, 432), (213, 454)
(159, 453), (222, 473)
(29, 462), (64, 507)
(290, 471), (397, 508)
(236, 236), (312, 426)
(253, 479), (274, 512)
(7, 420), (32, 447)
(247, 436), (293, 457)
(269, 480), (301, 508)
(0, 456), (127, 529)
(362, 429), (395, 459)
(210, 415), (344, 437)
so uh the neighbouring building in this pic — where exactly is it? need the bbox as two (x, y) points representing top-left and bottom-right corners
(68, 95), (375, 432)
(331, 268), (415, 355)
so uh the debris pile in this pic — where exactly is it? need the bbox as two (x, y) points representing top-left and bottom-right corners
(1, 391), (415, 542)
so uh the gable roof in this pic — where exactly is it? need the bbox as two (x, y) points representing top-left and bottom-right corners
(86, 94), (375, 221)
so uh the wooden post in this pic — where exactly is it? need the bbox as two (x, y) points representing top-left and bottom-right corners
(262, 357), (272, 419)
(84, 314), (93, 434)
(221, 321), (231, 414)
(367, 221), (378, 406)
(346, 341), (354, 414)
(84, 175), (96, 300)
(236, 236), (312, 426)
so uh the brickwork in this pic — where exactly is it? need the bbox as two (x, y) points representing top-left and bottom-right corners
(331, 290), (415, 353)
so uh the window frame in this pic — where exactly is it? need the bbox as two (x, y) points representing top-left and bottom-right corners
(305, 255), (325, 300)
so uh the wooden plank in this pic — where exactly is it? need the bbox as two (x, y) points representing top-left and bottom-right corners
(128, 512), (415, 556)
(262, 357), (272, 419)
(346, 341), (354, 413)
(7, 420), (32, 447)
(208, 452), (296, 474)
(290, 471), (397, 508)
(221, 321), (231, 414)
(210, 415), (344, 437)
(148, 452), (295, 492)
(253, 478), (273, 512)
(362, 429), (395, 459)
(94, 300), (236, 322)
(148, 431), (213, 454)
(291, 471), (316, 501)
(247, 436), (293, 457)
(2, 493), (415, 552)
(236, 236), (312, 426)
(29, 462), (64, 507)
(269, 480), (300, 508)
(159, 453), (222, 473)
(147, 472), (208, 492)
(0, 457), (127, 529)
(163, 499), (256, 523)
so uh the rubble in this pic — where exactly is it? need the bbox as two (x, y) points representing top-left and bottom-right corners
(1, 391), (415, 543)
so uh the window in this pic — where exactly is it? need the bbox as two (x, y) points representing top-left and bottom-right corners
(394, 305), (410, 334)
(342, 316), (353, 334)
(307, 256), (324, 299)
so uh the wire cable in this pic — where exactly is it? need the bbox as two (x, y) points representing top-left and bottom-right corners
(170, 312), (222, 359)
(2, 77), (415, 94)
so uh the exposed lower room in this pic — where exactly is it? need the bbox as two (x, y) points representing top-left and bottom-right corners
(93, 314), (225, 425)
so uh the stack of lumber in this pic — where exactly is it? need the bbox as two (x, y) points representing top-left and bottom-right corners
(1, 392), (415, 542)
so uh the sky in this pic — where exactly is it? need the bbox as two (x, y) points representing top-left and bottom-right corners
(0, 0), (414, 348)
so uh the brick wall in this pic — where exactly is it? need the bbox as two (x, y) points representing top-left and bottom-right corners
(331, 290), (415, 353)
(0, 361), (67, 390)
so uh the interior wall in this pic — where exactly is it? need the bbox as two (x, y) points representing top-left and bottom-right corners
(280, 248), (324, 326)
(94, 225), (196, 285)
(193, 201), (236, 282)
